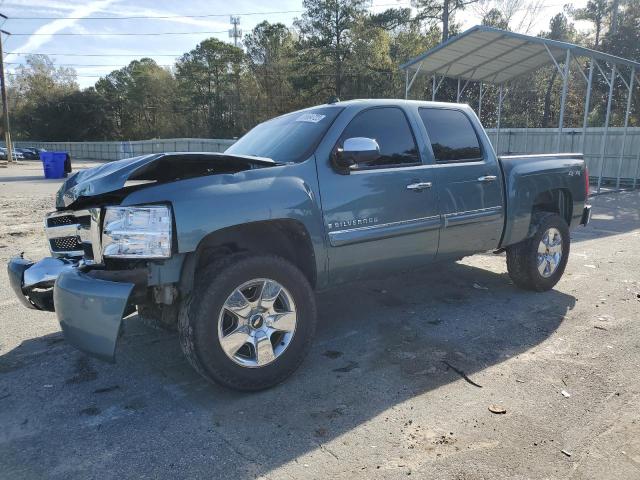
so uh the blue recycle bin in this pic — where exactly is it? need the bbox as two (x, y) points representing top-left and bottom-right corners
(40, 152), (68, 179)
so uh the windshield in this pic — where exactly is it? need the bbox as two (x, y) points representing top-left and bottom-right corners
(226, 106), (344, 163)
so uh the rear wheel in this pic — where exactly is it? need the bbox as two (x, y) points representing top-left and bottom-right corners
(179, 255), (316, 391)
(506, 212), (570, 291)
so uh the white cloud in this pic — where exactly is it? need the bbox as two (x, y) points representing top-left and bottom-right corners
(7, 0), (120, 58)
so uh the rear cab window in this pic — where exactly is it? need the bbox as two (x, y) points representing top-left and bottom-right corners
(418, 108), (483, 163)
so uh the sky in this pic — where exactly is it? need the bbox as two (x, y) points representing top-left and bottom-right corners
(1, 0), (589, 89)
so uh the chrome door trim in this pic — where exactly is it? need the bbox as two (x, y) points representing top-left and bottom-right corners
(328, 215), (440, 247)
(406, 181), (433, 191)
(443, 206), (503, 228)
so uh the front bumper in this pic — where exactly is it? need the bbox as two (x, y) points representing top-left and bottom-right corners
(54, 268), (134, 362)
(8, 256), (74, 311)
(7, 255), (139, 362)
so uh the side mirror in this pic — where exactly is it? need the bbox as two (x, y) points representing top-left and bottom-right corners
(334, 137), (380, 171)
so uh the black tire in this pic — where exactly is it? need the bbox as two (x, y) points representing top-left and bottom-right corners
(179, 254), (317, 391)
(137, 302), (179, 331)
(506, 212), (570, 292)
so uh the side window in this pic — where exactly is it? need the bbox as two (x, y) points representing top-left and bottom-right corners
(338, 107), (420, 168)
(419, 108), (483, 163)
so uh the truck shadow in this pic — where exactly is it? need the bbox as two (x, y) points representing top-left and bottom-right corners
(0, 261), (575, 479)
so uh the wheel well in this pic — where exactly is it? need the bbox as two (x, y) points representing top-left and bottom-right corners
(532, 189), (572, 226)
(191, 220), (317, 288)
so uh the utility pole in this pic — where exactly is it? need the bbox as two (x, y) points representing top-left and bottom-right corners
(228, 16), (242, 48)
(0, 21), (14, 164)
(228, 16), (242, 131)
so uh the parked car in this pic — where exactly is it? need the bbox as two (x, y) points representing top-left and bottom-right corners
(15, 147), (43, 160)
(8, 100), (591, 391)
(14, 148), (31, 159)
(0, 147), (24, 161)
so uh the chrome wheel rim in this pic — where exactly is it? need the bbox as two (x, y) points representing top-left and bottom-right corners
(217, 278), (297, 368)
(537, 227), (563, 278)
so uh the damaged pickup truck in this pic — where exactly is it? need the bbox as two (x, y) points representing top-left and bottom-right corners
(7, 100), (591, 391)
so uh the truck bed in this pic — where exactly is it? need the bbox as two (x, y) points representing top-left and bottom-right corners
(497, 153), (588, 247)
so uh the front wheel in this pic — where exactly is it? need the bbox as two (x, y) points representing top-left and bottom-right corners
(506, 212), (570, 292)
(179, 255), (317, 391)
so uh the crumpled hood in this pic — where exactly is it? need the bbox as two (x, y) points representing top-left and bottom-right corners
(56, 152), (276, 209)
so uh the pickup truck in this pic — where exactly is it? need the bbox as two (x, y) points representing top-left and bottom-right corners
(7, 100), (591, 391)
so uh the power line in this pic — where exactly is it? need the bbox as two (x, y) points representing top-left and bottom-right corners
(4, 3), (412, 21)
(8, 71), (400, 79)
(5, 59), (375, 67)
(4, 54), (359, 64)
(6, 52), (186, 57)
(8, 9), (305, 21)
(5, 62), (175, 67)
(9, 30), (228, 36)
(7, 53), (288, 58)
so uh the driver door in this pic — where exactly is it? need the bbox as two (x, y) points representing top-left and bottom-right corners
(317, 106), (440, 284)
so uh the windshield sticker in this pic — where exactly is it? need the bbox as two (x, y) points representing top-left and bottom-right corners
(296, 113), (326, 123)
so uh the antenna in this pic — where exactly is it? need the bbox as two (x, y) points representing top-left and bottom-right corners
(228, 16), (242, 48)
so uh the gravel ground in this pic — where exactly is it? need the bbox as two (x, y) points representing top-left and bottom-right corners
(1, 161), (639, 479)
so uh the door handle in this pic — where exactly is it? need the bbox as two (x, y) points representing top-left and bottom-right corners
(477, 175), (497, 183)
(406, 182), (432, 191)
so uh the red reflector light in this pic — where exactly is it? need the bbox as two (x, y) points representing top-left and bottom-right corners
(585, 166), (589, 196)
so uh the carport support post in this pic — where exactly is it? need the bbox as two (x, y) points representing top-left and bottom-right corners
(432, 75), (436, 101)
(496, 84), (504, 154)
(556, 49), (571, 152)
(581, 57), (595, 153)
(404, 63), (422, 101)
(616, 66), (635, 189)
(404, 69), (409, 99)
(597, 64), (616, 193)
(457, 78), (461, 102)
(478, 81), (483, 119)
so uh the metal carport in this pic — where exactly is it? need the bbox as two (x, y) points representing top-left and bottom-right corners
(401, 25), (640, 192)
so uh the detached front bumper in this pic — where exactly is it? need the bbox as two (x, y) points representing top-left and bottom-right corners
(7, 255), (139, 362)
(54, 269), (134, 362)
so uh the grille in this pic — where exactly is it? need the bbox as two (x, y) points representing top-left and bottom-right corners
(45, 209), (100, 260)
(50, 236), (82, 252)
(46, 215), (75, 227)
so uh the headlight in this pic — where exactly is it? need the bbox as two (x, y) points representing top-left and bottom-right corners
(102, 205), (172, 258)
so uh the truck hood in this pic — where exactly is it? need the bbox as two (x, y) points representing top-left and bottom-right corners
(56, 152), (276, 209)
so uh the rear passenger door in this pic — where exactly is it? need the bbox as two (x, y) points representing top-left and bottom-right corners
(418, 107), (504, 258)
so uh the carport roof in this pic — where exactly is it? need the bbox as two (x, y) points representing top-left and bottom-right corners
(400, 25), (640, 84)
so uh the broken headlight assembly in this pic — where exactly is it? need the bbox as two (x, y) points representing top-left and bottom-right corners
(102, 205), (172, 259)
